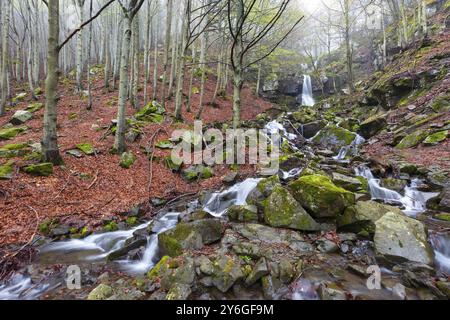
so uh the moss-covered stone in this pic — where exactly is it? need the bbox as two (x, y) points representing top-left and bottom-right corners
(211, 255), (244, 293)
(227, 205), (258, 222)
(103, 221), (119, 232)
(134, 101), (165, 122)
(87, 284), (113, 300)
(263, 185), (320, 231)
(119, 151), (136, 169)
(396, 129), (429, 149)
(359, 114), (387, 139)
(423, 130), (448, 146)
(332, 172), (363, 192)
(147, 256), (171, 280)
(0, 143), (29, 158)
(381, 178), (407, 193)
(158, 219), (222, 257)
(312, 124), (356, 152)
(182, 165), (214, 181)
(23, 163), (53, 176)
(374, 212), (434, 265)
(26, 103), (44, 113)
(338, 201), (404, 234)
(0, 163), (13, 180)
(435, 213), (450, 222)
(0, 127), (27, 140)
(289, 174), (355, 218)
(76, 143), (95, 155)
(12, 93), (27, 103)
(10, 110), (33, 125)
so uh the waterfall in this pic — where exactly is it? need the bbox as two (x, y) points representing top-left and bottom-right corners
(301, 75), (315, 107)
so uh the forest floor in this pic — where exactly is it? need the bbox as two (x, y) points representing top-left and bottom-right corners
(0, 66), (273, 246)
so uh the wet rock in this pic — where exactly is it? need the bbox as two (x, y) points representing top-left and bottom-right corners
(426, 170), (449, 188)
(318, 282), (347, 300)
(107, 236), (147, 261)
(119, 151), (136, 169)
(222, 172), (238, 185)
(332, 172), (363, 192)
(23, 163), (53, 177)
(381, 178), (407, 193)
(289, 174), (355, 218)
(438, 187), (450, 213)
(338, 201), (404, 234)
(211, 255), (244, 292)
(10, 110), (32, 125)
(374, 212), (434, 265)
(87, 284), (113, 300)
(436, 281), (450, 298)
(158, 219), (222, 257)
(263, 185), (320, 231)
(245, 258), (269, 286)
(316, 239), (339, 253)
(227, 204), (258, 223)
(312, 124), (356, 152)
(358, 114), (387, 139)
(182, 165), (214, 181)
(300, 121), (327, 139)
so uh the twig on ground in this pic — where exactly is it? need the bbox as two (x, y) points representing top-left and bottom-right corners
(87, 170), (100, 190)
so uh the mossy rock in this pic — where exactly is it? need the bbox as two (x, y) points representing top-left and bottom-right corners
(155, 140), (174, 149)
(337, 201), (404, 234)
(312, 124), (356, 152)
(10, 110), (33, 125)
(381, 178), (407, 193)
(211, 255), (244, 293)
(182, 165), (214, 181)
(332, 172), (364, 192)
(0, 127), (27, 140)
(23, 163), (53, 177)
(359, 114), (387, 139)
(76, 143), (95, 155)
(87, 284), (113, 300)
(12, 93), (27, 103)
(134, 101), (165, 120)
(423, 130), (448, 146)
(227, 205), (258, 222)
(289, 174), (355, 218)
(435, 213), (450, 222)
(25, 102), (44, 113)
(263, 185), (320, 231)
(119, 151), (136, 169)
(0, 143), (29, 158)
(396, 129), (430, 149)
(0, 163), (13, 180)
(34, 87), (43, 96)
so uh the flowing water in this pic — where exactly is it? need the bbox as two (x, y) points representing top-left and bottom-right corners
(301, 75), (315, 107)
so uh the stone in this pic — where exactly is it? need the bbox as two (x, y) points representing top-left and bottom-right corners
(436, 281), (450, 298)
(182, 165), (214, 181)
(158, 219), (222, 257)
(119, 151), (136, 169)
(198, 256), (214, 275)
(0, 163), (13, 180)
(312, 124), (356, 152)
(396, 129), (429, 149)
(0, 127), (27, 140)
(332, 172), (363, 192)
(222, 172), (238, 184)
(338, 201), (404, 234)
(438, 187), (450, 213)
(166, 283), (192, 300)
(289, 174), (355, 218)
(374, 212), (434, 265)
(318, 282), (347, 300)
(381, 178), (407, 193)
(76, 143), (95, 155)
(26, 103), (44, 113)
(245, 258), (269, 286)
(10, 110), (32, 125)
(0, 143), (29, 158)
(227, 205), (258, 223)
(300, 121), (327, 139)
(66, 149), (83, 158)
(423, 130), (448, 146)
(87, 284), (113, 300)
(13, 92), (27, 103)
(23, 163), (53, 177)
(263, 185), (320, 231)
(211, 255), (244, 292)
(316, 239), (339, 253)
(359, 114), (387, 139)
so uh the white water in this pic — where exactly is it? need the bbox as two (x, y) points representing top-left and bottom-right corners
(301, 75), (315, 107)
(333, 134), (366, 161)
(265, 120), (297, 141)
(430, 233), (450, 275)
(203, 178), (261, 217)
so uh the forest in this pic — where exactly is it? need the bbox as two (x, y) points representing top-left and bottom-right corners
(0, 0), (449, 301)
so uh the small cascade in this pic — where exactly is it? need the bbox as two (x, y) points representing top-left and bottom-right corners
(203, 178), (261, 217)
(333, 134), (366, 162)
(265, 120), (297, 140)
(430, 233), (450, 275)
(301, 75), (315, 107)
(0, 274), (59, 300)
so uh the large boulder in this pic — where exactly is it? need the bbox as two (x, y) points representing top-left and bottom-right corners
(211, 255), (244, 292)
(338, 201), (404, 234)
(10, 110), (33, 125)
(262, 185), (320, 231)
(358, 114), (387, 139)
(396, 129), (430, 149)
(300, 121), (327, 139)
(312, 124), (356, 152)
(87, 284), (113, 300)
(158, 219), (222, 257)
(289, 174), (355, 218)
(332, 172), (364, 192)
(227, 204), (259, 222)
(374, 212), (434, 265)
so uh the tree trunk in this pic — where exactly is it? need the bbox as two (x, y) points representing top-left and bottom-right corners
(143, 0), (152, 105)
(42, 0), (63, 164)
(131, 15), (140, 109)
(0, 0), (11, 115)
(114, 16), (132, 153)
(76, 0), (85, 92)
(161, 0), (173, 107)
(152, 5), (159, 101)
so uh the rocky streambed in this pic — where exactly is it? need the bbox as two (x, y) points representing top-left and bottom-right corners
(1, 109), (449, 300)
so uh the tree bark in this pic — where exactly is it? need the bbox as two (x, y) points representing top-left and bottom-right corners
(0, 0), (11, 115)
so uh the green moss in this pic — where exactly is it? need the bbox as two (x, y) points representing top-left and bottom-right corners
(126, 216), (138, 226)
(423, 131), (448, 146)
(396, 129), (429, 149)
(0, 127), (27, 140)
(76, 143), (95, 155)
(26, 103), (44, 113)
(435, 214), (450, 222)
(119, 151), (136, 169)
(23, 163), (53, 176)
(103, 221), (118, 232)
(0, 163), (13, 180)
(0, 143), (30, 158)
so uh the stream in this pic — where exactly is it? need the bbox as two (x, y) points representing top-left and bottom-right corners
(1, 115), (449, 300)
